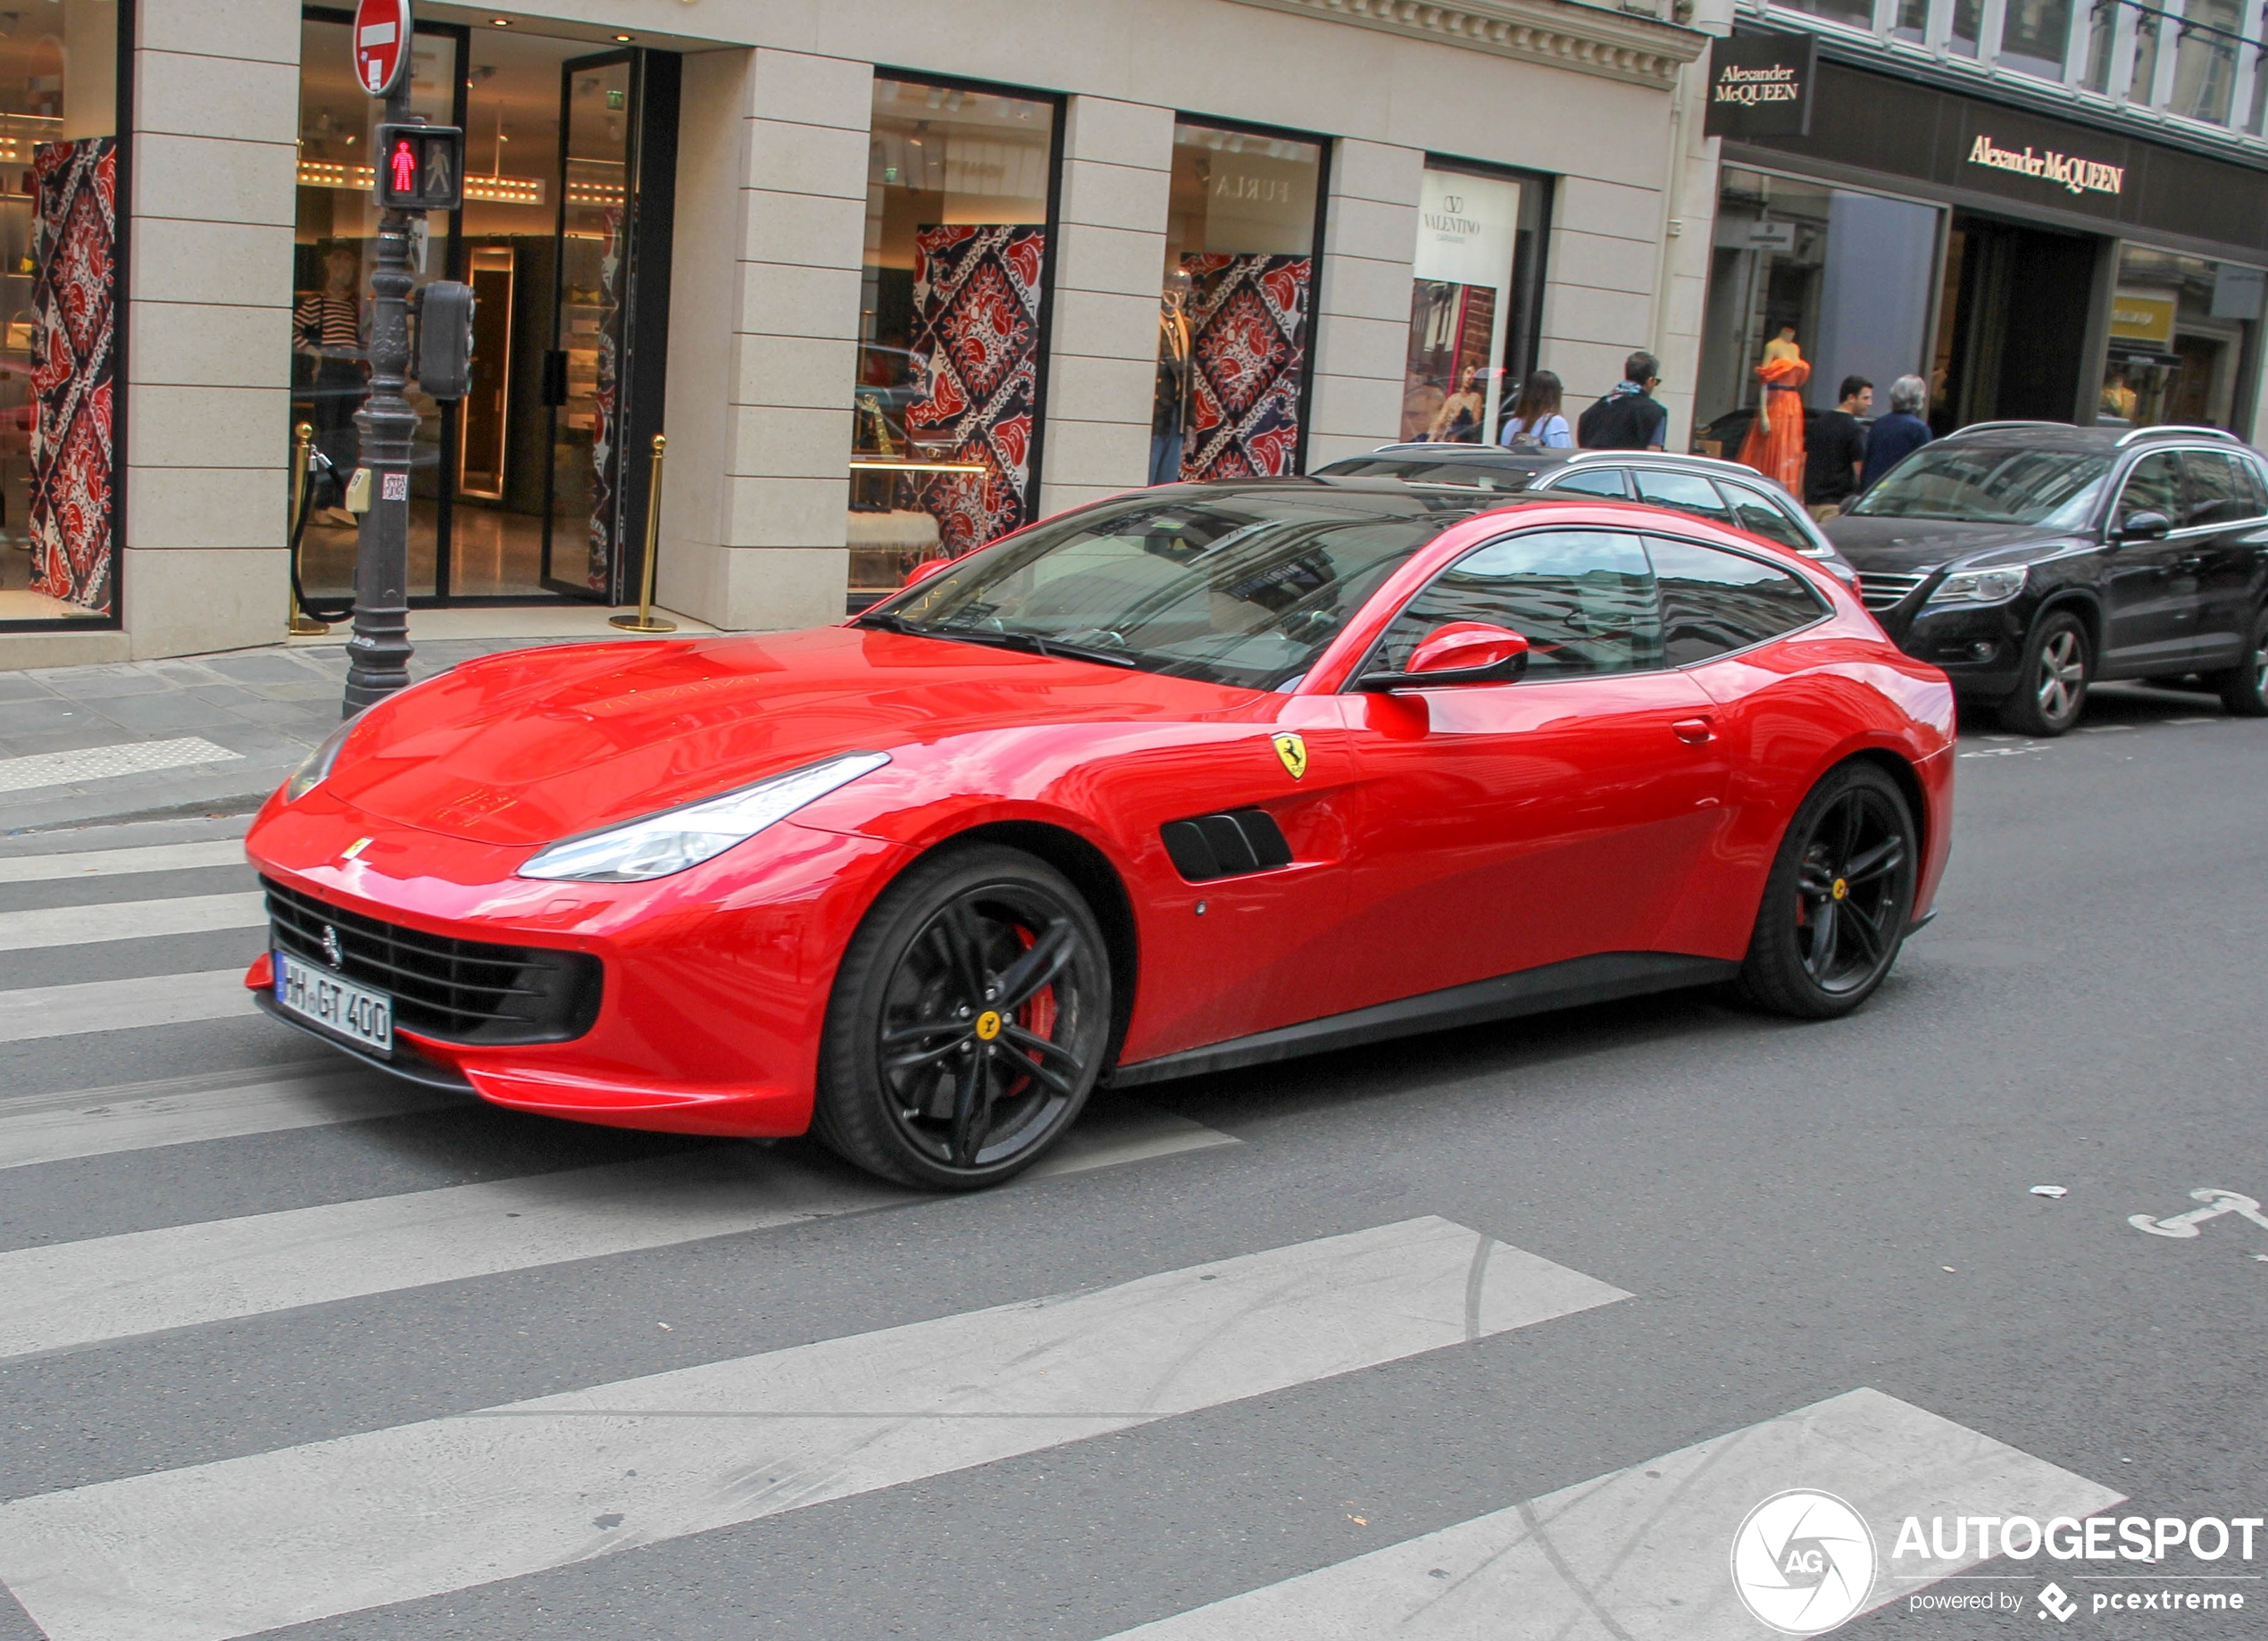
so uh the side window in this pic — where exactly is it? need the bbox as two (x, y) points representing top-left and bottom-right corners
(2180, 451), (2252, 527)
(1715, 479), (1814, 552)
(1544, 467), (1631, 499)
(1375, 530), (1662, 680)
(2116, 452), (2183, 526)
(1632, 468), (1735, 525)
(2239, 455), (2268, 516)
(1648, 537), (1828, 666)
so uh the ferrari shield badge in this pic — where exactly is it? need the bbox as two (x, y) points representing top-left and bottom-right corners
(1272, 732), (1308, 780)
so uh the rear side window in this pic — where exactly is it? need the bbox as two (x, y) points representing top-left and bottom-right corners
(1633, 468), (1735, 525)
(1544, 467), (1631, 499)
(2181, 451), (2255, 527)
(1647, 537), (1826, 665)
(1375, 529), (1662, 680)
(1716, 480), (1814, 552)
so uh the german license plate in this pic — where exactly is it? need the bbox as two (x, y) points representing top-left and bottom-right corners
(274, 949), (393, 1055)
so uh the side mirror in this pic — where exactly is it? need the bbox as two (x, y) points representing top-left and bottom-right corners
(1357, 621), (1530, 690)
(900, 554), (955, 589)
(2115, 510), (2172, 542)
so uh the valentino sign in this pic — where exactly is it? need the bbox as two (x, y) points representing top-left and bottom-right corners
(1703, 32), (1817, 139)
(1966, 133), (2125, 197)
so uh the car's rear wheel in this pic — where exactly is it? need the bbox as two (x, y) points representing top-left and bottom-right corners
(813, 844), (1113, 1190)
(2210, 605), (2268, 718)
(1997, 612), (2089, 737)
(1737, 762), (1917, 1020)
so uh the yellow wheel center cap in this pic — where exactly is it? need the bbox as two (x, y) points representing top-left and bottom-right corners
(974, 1010), (1004, 1041)
(1830, 879), (1849, 901)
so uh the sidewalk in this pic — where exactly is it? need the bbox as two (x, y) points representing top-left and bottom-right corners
(0, 606), (714, 834)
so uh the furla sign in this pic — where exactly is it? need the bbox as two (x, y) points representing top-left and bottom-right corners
(1702, 32), (1818, 139)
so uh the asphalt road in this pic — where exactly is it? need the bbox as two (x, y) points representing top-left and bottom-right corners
(0, 680), (2262, 1640)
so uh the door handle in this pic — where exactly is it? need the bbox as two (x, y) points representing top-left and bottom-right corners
(1672, 717), (1715, 745)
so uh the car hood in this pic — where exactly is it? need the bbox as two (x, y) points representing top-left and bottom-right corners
(322, 626), (1252, 847)
(1821, 514), (2077, 573)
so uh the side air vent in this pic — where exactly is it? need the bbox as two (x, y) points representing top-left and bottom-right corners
(1160, 809), (1295, 883)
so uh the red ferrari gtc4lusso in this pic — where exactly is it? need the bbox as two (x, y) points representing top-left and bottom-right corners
(245, 480), (1954, 1188)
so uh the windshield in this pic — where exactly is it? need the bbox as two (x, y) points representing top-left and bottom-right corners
(1313, 457), (1539, 493)
(869, 492), (1468, 691)
(1848, 445), (2112, 527)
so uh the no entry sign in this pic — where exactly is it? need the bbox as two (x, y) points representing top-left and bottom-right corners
(352, 0), (411, 97)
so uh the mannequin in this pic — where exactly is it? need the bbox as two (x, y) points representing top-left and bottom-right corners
(1151, 271), (1194, 484)
(1737, 324), (1810, 493)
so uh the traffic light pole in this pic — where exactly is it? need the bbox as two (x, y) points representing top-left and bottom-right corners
(343, 79), (418, 717)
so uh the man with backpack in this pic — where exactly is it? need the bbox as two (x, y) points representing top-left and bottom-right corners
(1576, 351), (1668, 450)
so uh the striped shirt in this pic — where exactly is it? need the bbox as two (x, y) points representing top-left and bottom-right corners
(295, 292), (362, 354)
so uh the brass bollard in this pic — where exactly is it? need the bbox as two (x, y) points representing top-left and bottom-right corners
(288, 421), (329, 636)
(609, 433), (677, 634)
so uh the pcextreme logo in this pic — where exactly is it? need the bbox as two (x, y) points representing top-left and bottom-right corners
(1730, 1490), (1877, 1634)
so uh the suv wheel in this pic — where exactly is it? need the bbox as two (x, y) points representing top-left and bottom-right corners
(1997, 612), (2090, 737)
(2212, 605), (2268, 718)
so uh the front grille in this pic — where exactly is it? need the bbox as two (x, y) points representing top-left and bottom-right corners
(1858, 571), (1929, 611)
(263, 877), (602, 1045)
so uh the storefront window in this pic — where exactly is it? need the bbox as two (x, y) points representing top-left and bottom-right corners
(1150, 119), (1322, 485)
(1399, 162), (1546, 445)
(2169, 0), (2242, 124)
(848, 76), (1058, 598)
(1696, 170), (1940, 477)
(1999, 0), (2074, 77)
(2099, 246), (2263, 431)
(2080, 0), (2118, 92)
(0, 0), (121, 626)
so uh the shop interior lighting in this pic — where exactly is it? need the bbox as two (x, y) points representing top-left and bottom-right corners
(613, 32), (633, 40)
(489, 15), (510, 25)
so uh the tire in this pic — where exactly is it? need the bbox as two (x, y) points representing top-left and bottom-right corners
(1737, 762), (1919, 1021)
(2210, 605), (2268, 718)
(1995, 611), (2090, 737)
(813, 843), (1113, 1190)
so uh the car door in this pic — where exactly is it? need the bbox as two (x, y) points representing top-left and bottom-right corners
(2172, 448), (2268, 669)
(2102, 450), (2204, 673)
(1335, 528), (1729, 1009)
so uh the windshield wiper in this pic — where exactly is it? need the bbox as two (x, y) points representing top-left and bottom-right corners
(930, 625), (1141, 668)
(855, 609), (926, 634)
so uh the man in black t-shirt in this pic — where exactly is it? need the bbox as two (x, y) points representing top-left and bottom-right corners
(1805, 375), (1871, 517)
(1576, 351), (1668, 450)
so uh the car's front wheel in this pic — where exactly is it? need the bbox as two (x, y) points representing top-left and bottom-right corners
(1997, 611), (2090, 737)
(814, 844), (1113, 1190)
(1738, 762), (1918, 1020)
(2210, 604), (2268, 718)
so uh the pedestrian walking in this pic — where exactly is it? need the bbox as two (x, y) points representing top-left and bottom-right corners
(1576, 352), (1667, 451)
(1859, 374), (1932, 493)
(1805, 375), (1871, 519)
(1497, 370), (1572, 451)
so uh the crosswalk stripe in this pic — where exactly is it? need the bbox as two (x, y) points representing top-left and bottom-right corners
(0, 1216), (1626, 1641)
(0, 1098), (1236, 1361)
(1101, 1387), (2122, 1639)
(0, 1061), (453, 1170)
(0, 737), (242, 796)
(0, 838), (248, 883)
(0, 890), (266, 952)
(0, 968), (249, 1043)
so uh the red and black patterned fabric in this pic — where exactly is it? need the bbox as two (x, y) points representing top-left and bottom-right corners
(1180, 253), (1311, 482)
(29, 137), (115, 615)
(905, 224), (1045, 557)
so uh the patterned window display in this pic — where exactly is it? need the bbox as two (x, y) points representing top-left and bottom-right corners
(849, 77), (1060, 600)
(1153, 121), (1323, 487)
(0, 0), (124, 627)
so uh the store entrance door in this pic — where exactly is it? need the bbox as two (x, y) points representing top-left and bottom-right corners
(1934, 215), (2100, 432)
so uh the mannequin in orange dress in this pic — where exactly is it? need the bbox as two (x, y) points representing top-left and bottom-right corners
(1736, 326), (1810, 493)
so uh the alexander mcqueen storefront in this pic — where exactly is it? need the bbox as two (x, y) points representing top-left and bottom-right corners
(1696, 47), (2268, 446)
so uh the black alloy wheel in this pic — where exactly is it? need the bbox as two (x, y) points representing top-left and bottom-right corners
(814, 844), (1112, 1189)
(2212, 605), (2268, 718)
(1997, 611), (2090, 737)
(1738, 762), (1918, 1020)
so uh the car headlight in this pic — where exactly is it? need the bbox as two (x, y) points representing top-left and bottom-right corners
(517, 751), (892, 883)
(1926, 566), (2027, 606)
(283, 719), (357, 803)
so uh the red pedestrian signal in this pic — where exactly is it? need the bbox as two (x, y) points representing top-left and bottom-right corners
(371, 123), (464, 212)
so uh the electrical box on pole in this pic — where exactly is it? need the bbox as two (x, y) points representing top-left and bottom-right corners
(414, 281), (478, 401)
(373, 123), (465, 212)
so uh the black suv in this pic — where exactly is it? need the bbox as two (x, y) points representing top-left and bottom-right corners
(1823, 423), (2268, 735)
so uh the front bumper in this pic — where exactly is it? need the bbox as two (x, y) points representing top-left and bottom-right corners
(1876, 598), (2029, 697)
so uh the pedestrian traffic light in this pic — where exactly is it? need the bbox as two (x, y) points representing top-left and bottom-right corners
(415, 281), (477, 401)
(372, 123), (464, 212)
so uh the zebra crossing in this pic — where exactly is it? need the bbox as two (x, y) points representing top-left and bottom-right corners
(0, 819), (2123, 1639)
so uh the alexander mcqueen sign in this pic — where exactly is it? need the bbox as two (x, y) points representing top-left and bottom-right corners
(1966, 133), (2125, 198)
(1703, 32), (1817, 139)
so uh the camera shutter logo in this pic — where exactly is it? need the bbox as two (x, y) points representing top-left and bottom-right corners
(1730, 1490), (1877, 1634)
